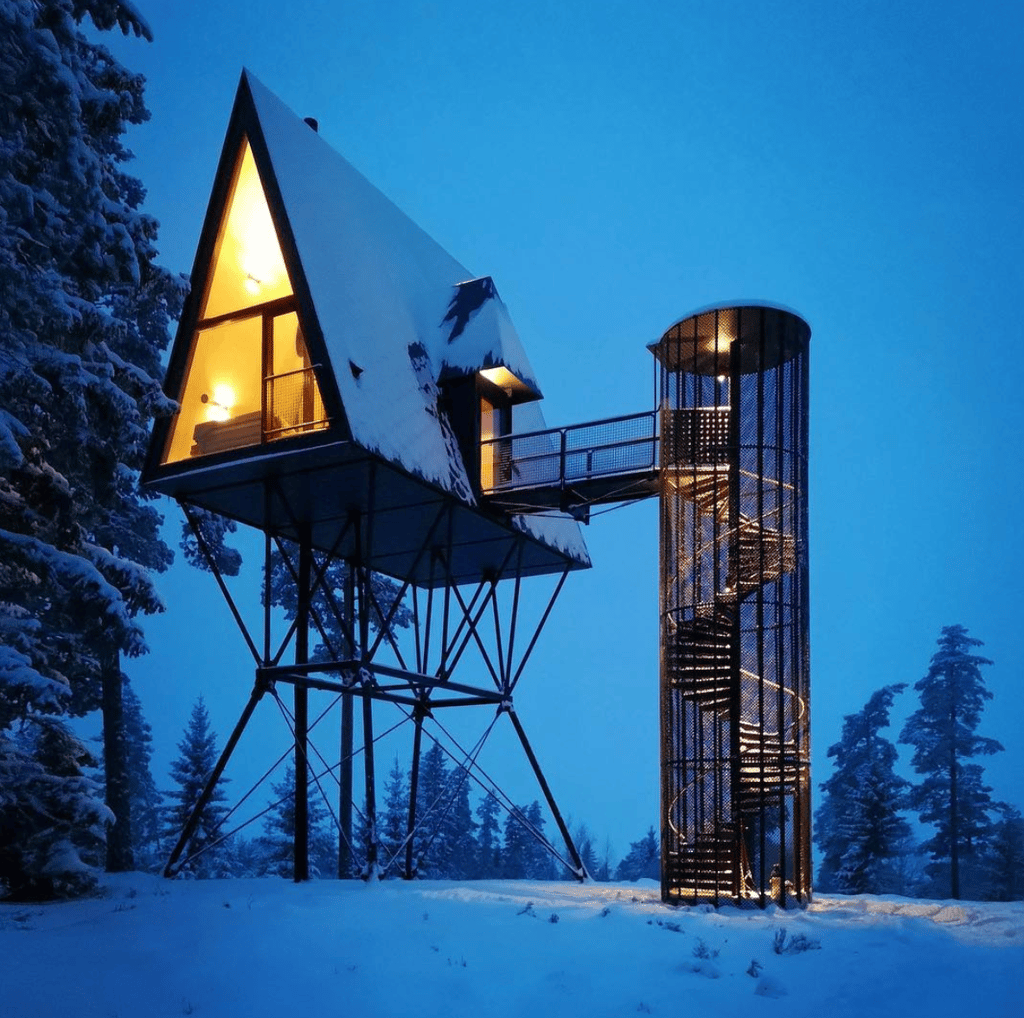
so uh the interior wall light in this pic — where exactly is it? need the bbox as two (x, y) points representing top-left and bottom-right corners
(201, 384), (236, 422)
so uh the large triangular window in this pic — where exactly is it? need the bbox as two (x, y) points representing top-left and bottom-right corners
(162, 140), (327, 464)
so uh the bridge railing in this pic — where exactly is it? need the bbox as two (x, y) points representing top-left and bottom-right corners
(480, 410), (659, 495)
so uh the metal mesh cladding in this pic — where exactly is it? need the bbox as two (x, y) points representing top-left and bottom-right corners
(655, 304), (809, 907)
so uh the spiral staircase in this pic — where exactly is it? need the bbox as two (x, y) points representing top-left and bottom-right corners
(478, 390), (809, 905)
(661, 456), (805, 902)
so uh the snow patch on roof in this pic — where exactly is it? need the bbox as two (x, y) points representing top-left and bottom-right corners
(442, 282), (544, 397)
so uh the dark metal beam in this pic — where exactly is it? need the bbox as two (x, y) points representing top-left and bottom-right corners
(505, 706), (585, 880)
(164, 678), (267, 876)
(293, 525), (312, 882)
(180, 501), (261, 664)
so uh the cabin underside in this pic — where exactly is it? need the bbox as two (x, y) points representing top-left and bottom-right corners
(148, 436), (587, 587)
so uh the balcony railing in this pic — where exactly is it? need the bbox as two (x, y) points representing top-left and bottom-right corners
(190, 366), (328, 458)
(481, 410), (659, 497)
(264, 365), (329, 440)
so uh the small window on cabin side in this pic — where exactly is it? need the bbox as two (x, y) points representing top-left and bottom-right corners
(480, 394), (512, 490)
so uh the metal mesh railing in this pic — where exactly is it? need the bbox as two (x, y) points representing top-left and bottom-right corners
(480, 410), (657, 494)
(265, 367), (329, 440)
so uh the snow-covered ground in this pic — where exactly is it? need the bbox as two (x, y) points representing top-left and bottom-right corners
(3, 876), (1021, 1018)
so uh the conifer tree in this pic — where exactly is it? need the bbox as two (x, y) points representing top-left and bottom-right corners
(502, 801), (552, 879)
(614, 826), (660, 881)
(445, 764), (478, 880)
(899, 625), (1004, 899)
(814, 684), (912, 893)
(163, 696), (230, 877)
(264, 545), (411, 662)
(1, 0), (183, 895)
(379, 756), (409, 876)
(256, 765), (335, 878)
(94, 676), (162, 869)
(412, 741), (453, 877)
(986, 807), (1024, 902)
(0, 718), (111, 899)
(564, 821), (598, 880)
(474, 791), (502, 877)
(120, 679), (162, 868)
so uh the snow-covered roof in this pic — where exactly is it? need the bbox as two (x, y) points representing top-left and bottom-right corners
(244, 72), (586, 564)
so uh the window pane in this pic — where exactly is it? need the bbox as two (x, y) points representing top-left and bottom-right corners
(266, 312), (327, 441)
(202, 141), (293, 320)
(163, 315), (263, 462)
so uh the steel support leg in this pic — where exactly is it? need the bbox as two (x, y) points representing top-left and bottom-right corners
(293, 528), (312, 881)
(506, 706), (586, 880)
(404, 706), (426, 879)
(164, 680), (267, 876)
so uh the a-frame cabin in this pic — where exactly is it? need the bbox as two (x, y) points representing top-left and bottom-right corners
(144, 70), (589, 585)
(144, 72), (592, 881)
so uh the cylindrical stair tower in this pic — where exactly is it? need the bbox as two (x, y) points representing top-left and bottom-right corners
(650, 303), (810, 907)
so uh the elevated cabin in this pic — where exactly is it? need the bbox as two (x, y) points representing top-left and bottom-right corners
(143, 72), (588, 585)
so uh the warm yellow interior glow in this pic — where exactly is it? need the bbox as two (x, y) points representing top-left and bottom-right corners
(161, 136), (328, 466)
(480, 395), (498, 490)
(164, 316), (263, 462)
(202, 142), (293, 320)
(480, 366), (522, 392)
(213, 383), (236, 409)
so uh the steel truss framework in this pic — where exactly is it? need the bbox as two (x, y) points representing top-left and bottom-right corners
(164, 474), (585, 882)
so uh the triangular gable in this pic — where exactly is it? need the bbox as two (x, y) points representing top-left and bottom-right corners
(149, 71), (588, 567)
(155, 88), (338, 467)
(243, 72), (586, 562)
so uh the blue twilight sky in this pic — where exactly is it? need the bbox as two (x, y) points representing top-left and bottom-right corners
(105, 0), (1023, 857)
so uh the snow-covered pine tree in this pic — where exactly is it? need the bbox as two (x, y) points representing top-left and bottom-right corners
(502, 800), (552, 879)
(522, 802), (554, 879)
(445, 764), (478, 880)
(814, 684), (912, 893)
(120, 678), (162, 868)
(0, 717), (111, 899)
(0, 0), (184, 895)
(595, 837), (615, 881)
(986, 807), (1024, 902)
(899, 625), (1004, 899)
(263, 543), (411, 662)
(564, 821), (598, 880)
(179, 508), (243, 579)
(473, 790), (502, 877)
(412, 741), (454, 877)
(376, 756), (409, 875)
(614, 826), (660, 881)
(256, 764), (336, 879)
(162, 696), (231, 877)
